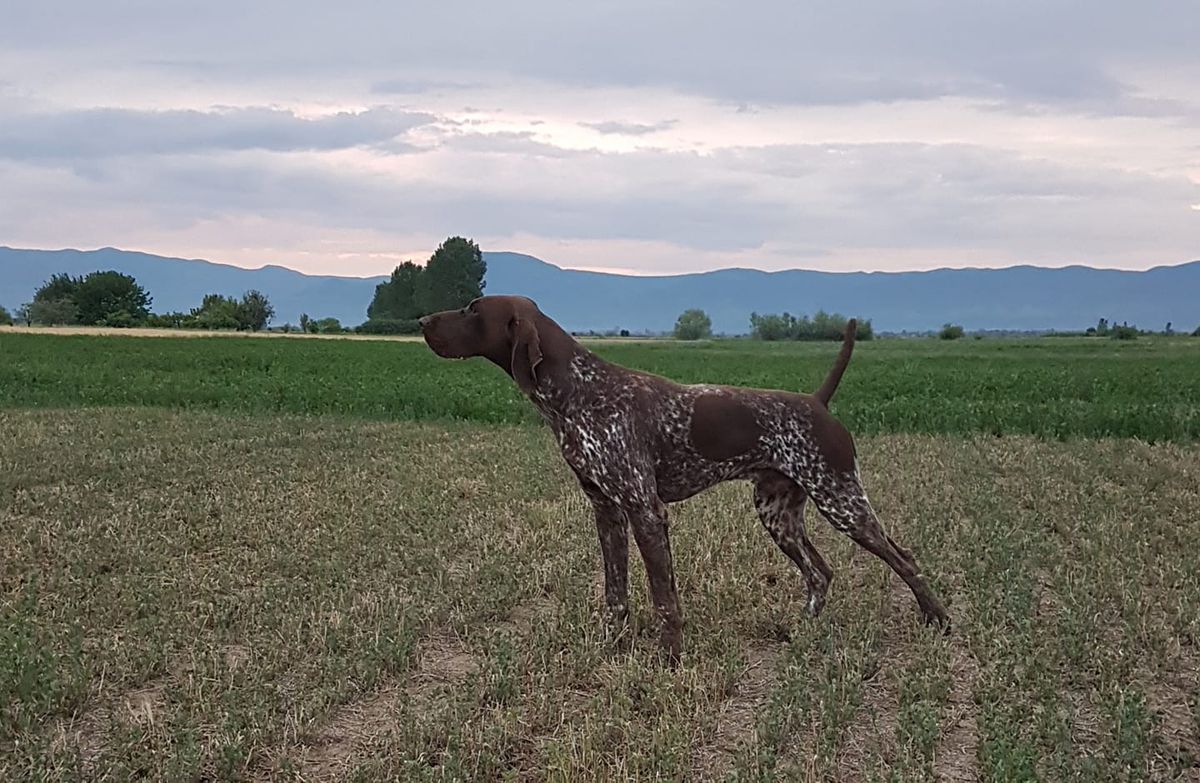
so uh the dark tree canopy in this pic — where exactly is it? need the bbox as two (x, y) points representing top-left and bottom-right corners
(367, 261), (423, 320)
(0, 305), (12, 326)
(73, 271), (152, 326)
(416, 237), (487, 314)
(237, 290), (275, 331)
(34, 273), (82, 304)
(365, 237), (486, 325)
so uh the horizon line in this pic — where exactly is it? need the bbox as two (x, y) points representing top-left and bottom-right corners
(3, 244), (1197, 281)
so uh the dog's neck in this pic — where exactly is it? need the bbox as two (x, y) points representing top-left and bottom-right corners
(517, 316), (613, 426)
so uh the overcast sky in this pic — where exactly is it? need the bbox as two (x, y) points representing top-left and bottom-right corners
(2, 1), (1198, 276)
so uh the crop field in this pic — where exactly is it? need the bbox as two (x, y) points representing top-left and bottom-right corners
(3, 331), (1200, 441)
(2, 332), (1200, 781)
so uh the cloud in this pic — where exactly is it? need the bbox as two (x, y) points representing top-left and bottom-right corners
(1, 1), (1198, 275)
(0, 106), (436, 160)
(580, 120), (677, 136)
(4, 137), (1194, 268)
(7, 2), (1199, 117)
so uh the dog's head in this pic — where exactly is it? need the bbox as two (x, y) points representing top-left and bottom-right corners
(420, 295), (545, 394)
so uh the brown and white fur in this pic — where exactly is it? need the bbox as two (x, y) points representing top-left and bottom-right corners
(420, 295), (949, 663)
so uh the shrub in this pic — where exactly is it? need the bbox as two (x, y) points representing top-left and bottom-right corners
(750, 311), (872, 341)
(939, 323), (965, 340)
(146, 312), (190, 329)
(357, 318), (422, 335)
(314, 317), (344, 334)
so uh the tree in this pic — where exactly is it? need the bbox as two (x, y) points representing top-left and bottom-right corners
(368, 261), (424, 320)
(1192, 325), (1200, 337)
(29, 273), (82, 324)
(1111, 323), (1138, 340)
(314, 317), (344, 334)
(15, 303), (33, 326)
(0, 305), (12, 326)
(28, 298), (79, 325)
(750, 312), (793, 341)
(34, 273), (82, 304)
(939, 323), (965, 340)
(415, 237), (486, 314)
(299, 313), (313, 333)
(236, 290), (274, 331)
(189, 294), (241, 330)
(1095, 317), (1109, 336)
(73, 271), (152, 326)
(674, 309), (713, 340)
(750, 311), (872, 341)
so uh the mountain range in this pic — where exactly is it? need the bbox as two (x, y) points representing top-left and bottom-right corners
(2, 246), (1197, 333)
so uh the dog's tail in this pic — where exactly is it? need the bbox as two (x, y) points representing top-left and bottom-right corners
(814, 318), (857, 407)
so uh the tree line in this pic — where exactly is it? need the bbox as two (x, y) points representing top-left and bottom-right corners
(0, 236), (488, 335)
(4, 271), (278, 331)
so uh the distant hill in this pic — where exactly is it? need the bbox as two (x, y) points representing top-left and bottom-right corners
(2, 246), (1198, 333)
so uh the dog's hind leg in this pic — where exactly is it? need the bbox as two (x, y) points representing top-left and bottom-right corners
(753, 470), (833, 617)
(798, 467), (949, 628)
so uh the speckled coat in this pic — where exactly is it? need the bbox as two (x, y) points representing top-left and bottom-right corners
(420, 295), (949, 663)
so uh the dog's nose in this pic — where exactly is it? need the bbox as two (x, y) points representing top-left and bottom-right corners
(418, 315), (432, 328)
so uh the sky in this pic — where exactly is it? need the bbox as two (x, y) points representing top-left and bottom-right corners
(2, 1), (1198, 277)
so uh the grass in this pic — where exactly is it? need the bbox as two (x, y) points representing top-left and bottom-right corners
(2, 408), (1198, 781)
(2, 332), (1200, 441)
(2, 331), (1198, 779)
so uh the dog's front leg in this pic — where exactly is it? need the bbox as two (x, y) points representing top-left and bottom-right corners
(629, 497), (683, 666)
(590, 496), (630, 630)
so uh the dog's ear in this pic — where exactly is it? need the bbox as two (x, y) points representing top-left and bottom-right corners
(510, 317), (543, 394)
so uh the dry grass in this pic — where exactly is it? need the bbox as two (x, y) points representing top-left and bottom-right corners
(2, 408), (1198, 781)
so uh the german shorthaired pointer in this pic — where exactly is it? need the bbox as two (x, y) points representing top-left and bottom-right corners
(420, 296), (949, 663)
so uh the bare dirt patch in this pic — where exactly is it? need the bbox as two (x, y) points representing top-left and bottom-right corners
(934, 647), (981, 782)
(263, 631), (482, 782)
(1143, 644), (1200, 773)
(50, 678), (169, 769)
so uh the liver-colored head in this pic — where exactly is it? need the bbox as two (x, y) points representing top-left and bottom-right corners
(419, 295), (545, 393)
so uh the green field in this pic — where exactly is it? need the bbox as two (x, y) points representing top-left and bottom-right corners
(3, 332), (1200, 440)
(2, 332), (1199, 781)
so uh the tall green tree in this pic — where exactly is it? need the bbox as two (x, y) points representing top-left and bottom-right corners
(674, 309), (713, 340)
(415, 237), (486, 314)
(367, 261), (423, 320)
(236, 290), (275, 331)
(0, 305), (12, 326)
(73, 271), (152, 326)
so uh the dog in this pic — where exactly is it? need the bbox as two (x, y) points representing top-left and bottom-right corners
(420, 295), (949, 663)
